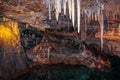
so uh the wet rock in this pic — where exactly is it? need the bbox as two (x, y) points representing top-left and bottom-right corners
(85, 38), (120, 57)
(20, 28), (43, 50)
(109, 41), (120, 57)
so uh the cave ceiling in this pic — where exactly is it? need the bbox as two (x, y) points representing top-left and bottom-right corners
(1, 0), (120, 31)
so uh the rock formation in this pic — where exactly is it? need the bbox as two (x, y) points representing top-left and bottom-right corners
(0, 0), (120, 79)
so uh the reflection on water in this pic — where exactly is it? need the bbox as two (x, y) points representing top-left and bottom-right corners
(17, 65), (120, 80)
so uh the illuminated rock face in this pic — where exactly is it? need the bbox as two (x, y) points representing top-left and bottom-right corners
(0, 17), (21, 53)
(118, 23), (120, 36)
(0, 17), (27, 79)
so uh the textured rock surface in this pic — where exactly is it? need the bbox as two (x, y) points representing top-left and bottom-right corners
(0, 20), (28, 80)
(0, 0), (120, 79)
(85, 38), (120, 57)
(2, 0), (50, 31)
(21, 29), (110, 69)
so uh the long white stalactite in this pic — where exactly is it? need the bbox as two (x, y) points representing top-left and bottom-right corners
(48, 0), (106, 38)
(54, 0), (58, 21)
(49, 0), (51, 19)
(77, 0), (81, 33)
(100, 3), (104, 51)
(68, 0), (72, 19)
(71, 0), (75, 27)
(58, 0), (62, 13)
(63, 0), (67, 15)
(55, 0), (61, 21)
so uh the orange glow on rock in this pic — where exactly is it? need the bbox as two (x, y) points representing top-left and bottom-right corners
(0, 18), (20, 48)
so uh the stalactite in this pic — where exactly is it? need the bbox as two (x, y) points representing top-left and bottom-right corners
(71, 0), (75, 27)
(84, 9), (87, 32)
(95, 13), (97, 21)
(58, 0), (62, 13)
(55, 0), (61, 21)
(49, 0), (51, 20)
(54, 0), (58, 21)
(97, 9), (100, 17)
(68, 0), (72, 19)
(77, 0), (81, 33)
(100, 3), (104, 51)
(88, 9), (92, 19)
(91, 10), (94, 21)
(86, 9), (92, 25)
(63, 0), (67, 15)
(118, 23), (120, 36)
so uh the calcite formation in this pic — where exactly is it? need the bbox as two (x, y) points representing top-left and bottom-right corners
(0, 0), (120, 79)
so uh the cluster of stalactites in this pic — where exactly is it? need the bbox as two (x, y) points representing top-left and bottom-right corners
(48, 0), (81, 33)
(47, 0), (104, 33)
(47, 0), (105, 51)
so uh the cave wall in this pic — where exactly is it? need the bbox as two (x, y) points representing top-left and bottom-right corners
(0, 17), (28, 80)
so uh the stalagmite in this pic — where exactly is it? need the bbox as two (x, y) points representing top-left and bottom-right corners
(68, 0), (72, 19)
(77, 0), (81, 33)
(71, 0), (75, 27)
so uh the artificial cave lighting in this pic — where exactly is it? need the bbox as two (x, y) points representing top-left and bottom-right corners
(0, 0), (120, 80)
(0, 24), (14, 41)
(0, 17), (20, 48)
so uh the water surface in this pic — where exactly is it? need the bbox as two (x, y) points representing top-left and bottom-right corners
(16, 65), (120, 80)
